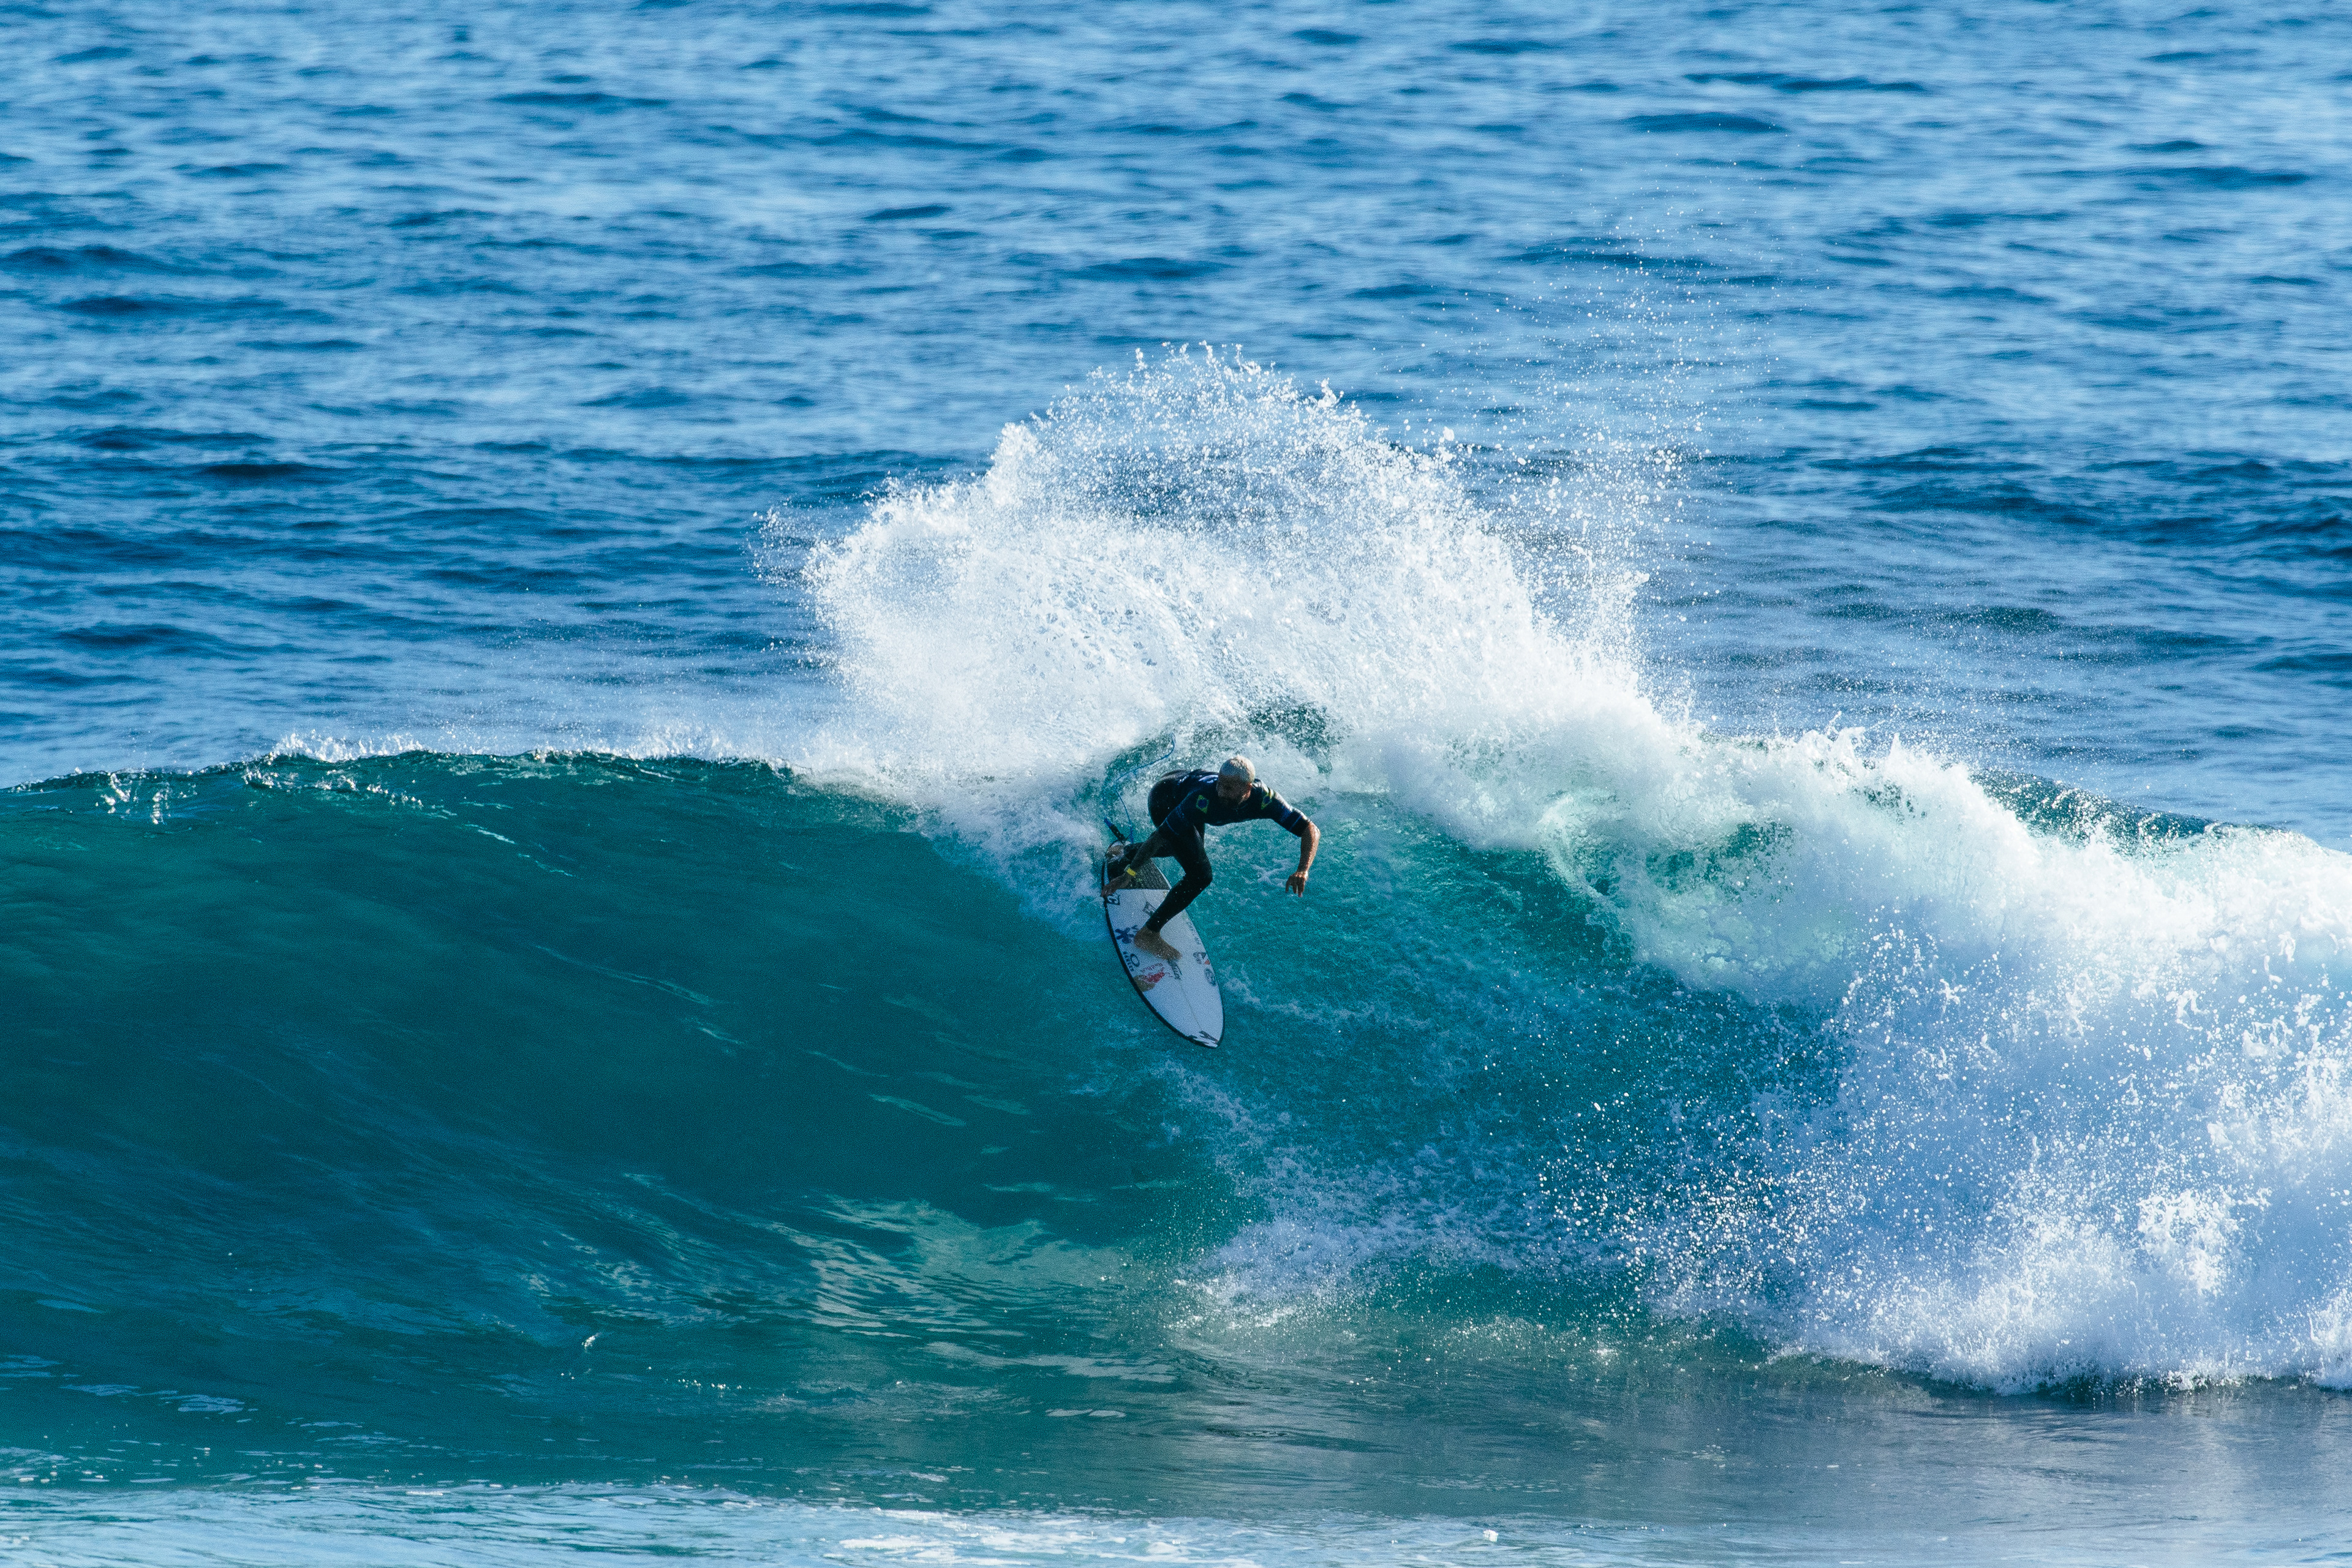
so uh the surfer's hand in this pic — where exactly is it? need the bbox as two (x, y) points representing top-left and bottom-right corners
(1286, 870), (1308, 895)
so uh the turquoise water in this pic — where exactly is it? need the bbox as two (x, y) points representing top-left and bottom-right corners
(11, 753), (2352, 1560)
(8, 0), (2352, 1559)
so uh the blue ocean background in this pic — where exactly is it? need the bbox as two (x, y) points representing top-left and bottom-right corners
(6, 1), (2352, 1561)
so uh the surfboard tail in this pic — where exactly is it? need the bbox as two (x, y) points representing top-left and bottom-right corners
(1103, 887), (1223, 1050)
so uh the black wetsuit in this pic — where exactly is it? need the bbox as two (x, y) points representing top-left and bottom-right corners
(1121, 771), (1312, 933)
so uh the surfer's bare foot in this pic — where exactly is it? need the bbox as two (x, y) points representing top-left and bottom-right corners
(1134, 926), (1180, 961)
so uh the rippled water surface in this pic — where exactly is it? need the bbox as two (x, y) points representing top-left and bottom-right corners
(6, 0), (2352, 1561)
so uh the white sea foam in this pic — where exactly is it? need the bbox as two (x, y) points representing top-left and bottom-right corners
(801, 349), (2352, 1389)
(792, 347), (1659, 881)
(0, 1484), (1940, 1567)
(1544, 724), (2352, 1388)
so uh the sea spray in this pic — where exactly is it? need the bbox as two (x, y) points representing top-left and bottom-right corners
(792, 347), (1659, 896)
(1520, 715), (2352, 1385)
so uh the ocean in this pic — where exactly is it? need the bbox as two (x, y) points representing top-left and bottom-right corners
(5, 0), (2351, 1561)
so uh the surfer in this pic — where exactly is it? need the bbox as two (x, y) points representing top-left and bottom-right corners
(1108, 755), (1318, 961)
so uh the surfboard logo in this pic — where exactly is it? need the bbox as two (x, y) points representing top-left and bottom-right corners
(1101, 847), (1223, 1049)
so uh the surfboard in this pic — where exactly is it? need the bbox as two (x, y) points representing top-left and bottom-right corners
(1101, 832), (1223, 1050)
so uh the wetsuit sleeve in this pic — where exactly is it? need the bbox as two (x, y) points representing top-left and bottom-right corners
(1256, 789), (1310, 837)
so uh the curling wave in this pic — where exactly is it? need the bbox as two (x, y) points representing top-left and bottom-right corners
(791, 350), (2352, 1390)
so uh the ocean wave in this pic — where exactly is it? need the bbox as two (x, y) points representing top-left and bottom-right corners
(785, 349), (2352, 1389)
(12, 352), (2352, 1404)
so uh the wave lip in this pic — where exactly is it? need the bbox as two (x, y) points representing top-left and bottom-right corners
(793, 345), (1656, 871)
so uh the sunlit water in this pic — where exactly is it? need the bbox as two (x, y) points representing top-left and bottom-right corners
(6, 0), (2352, 1560)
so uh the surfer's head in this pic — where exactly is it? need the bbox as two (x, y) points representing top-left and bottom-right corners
(1217, 754), (1255, 801)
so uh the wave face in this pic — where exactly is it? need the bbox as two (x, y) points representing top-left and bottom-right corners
(10, 355), (2352, 1514)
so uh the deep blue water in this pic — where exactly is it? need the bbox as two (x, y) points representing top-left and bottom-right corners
(7, 1), (2352, 1561)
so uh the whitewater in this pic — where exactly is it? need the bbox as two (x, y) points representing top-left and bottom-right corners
(8, 0), (2352, 1560)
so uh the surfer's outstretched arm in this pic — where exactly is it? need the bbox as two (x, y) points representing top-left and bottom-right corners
(1286, 817), (1319, 896)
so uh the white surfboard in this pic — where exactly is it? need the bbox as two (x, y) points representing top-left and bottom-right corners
(1102, 844), (1223, 1050)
